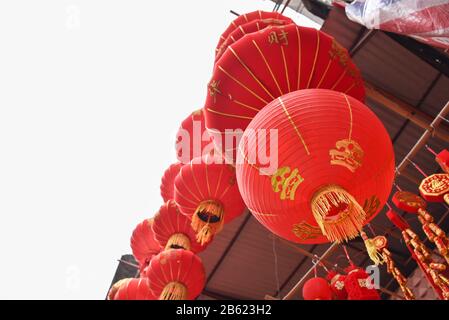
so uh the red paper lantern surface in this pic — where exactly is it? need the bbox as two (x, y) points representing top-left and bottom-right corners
(174, 157), (245, 244)
(326, 270), (348, 300)
(206, 23), (365, 163)
(302, 277), (333, 300)
(236, 89), (394, 244)
(176, 109), (214, 164)
(145, 249), (205, 300)
(392, 190), (427, 213)
(216, 17), (293, 62)
(344, 266), (380, 300)
(152, 200), (209, 253)
(216, 11), (292, 53)
(160, 162), (183, 202)
(130, 218), (162, 267)
(111, 278), (156, 300)
(436, 149), (449, 173)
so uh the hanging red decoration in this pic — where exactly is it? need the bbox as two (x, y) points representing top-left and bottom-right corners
(216, 11), (293, 54)
(130, 218), (162, 268)
(206, 23), (365, 163)
(326, 270), (347, 300)
(176, 109), (214, 164)
(392, 190), (427, 213)
(419, 173), (449, 205)
(216, 17), (293, 62)
(344, 266), (381, 300)
(110, 278), (156, 300)
(236, 89), (394, 244)
(152, 200), (209, 253)
(144, 249), (205, 300)
(436, 149), (449, 173)
(386, 209), (410, 231)
(174, 157), (245, 245)
(302, 277), (333, 300)
(160, 162), (183, 202)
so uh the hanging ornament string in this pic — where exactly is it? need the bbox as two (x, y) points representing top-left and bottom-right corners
(407, 158), (428, 178)
(272, 235), (281, 298)
(425, 144), (438, 157)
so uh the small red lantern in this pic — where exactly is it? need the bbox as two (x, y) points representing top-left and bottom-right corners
(216, 10), (292, 53)
(152, 200), (209, 253)
(344, 266), (380, 300)
(302, 277), (333, 300)
(175, 157), (245, 244)
(326, 270), (347, 300)
(176, 109), (214, 164)
(436, 149), (449, 173)
(145, 249), (205, 300)
(110, 278), (156, 300)
(206, 23), (365, 163)
(236, 89), (394, 244)
(130, 218), (162, 267)
(160, 162), (183, 202)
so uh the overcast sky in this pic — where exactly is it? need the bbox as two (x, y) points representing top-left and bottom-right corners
(0, 0), (319, 299)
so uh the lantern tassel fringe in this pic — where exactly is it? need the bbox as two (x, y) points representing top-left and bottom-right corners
(192, 200), (224, 246)
(311, 185), (366, 243)
(160, 281), (187, 300)
(166, 233), (191, 251)
(363, 236), (385, 266)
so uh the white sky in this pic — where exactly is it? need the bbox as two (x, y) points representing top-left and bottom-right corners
(0, 1), (319, 299)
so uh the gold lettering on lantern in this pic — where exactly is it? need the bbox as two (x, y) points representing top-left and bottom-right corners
(268, 30), (289, 46)
(362, 195), (380, 220)
(271, 166), (304, 200)
(292, 221), (322, 240)
(208, 79), (221, 103)
(329, 139), (364, 173)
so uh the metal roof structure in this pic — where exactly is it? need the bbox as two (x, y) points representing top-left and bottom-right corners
(109, 2), (449, 300)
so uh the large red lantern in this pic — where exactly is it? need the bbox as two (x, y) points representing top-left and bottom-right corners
(236, 89), (394, 243)
(160, 162), (183, 202)
(110, 278), (156, 300)
(206, 23), (365, 163)
(130, 218), (162, 267)
(176, 109), (214, 164)
(152, 200), (209, 253)
(216, 11), (292, 54)
(216, 17), (293, 62)
(174, 157), (245, 244)
(145, 249), (205, 300)
(302, 277), (333, 300)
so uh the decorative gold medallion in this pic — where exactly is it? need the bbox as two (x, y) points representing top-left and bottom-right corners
(419, 174), (449, 198)
(292, 221), (322, 241)
(329, 139), (364, 173)
(373, 236), (387, 250)
(271, 166), (304, 200)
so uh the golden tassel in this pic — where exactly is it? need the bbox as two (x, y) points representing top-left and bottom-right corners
(311, 185), (366, 242)
(191, 200), (224, 246)
(160, 281), (187, 300)
(166, 233), (191, 251)
(360, 231), (385, 266)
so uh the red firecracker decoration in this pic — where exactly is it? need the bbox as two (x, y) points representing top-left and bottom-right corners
(152, 200), (209, 253)
(130, 218), (162, 269)
(144, 249), (205, 300)
(206, 24), (365, 163)
(302, 277), (333, 300)
(108, 278), (156, 300)
(160, 162), (183, 202)
(344, 266), (380, 300)
(216, 11), (293, 54)
(436, 149), (449, 173)
(175, 157), (245, 245)
(326, 270), (347, 300)
(236, 89), (394, 244)
(176, 109), (214, 164)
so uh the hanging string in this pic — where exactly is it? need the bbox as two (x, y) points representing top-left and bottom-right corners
(312, 258), (318, 278)
(407, 158), (428, 178)
(272, 235), (281, 298)
(425, 144), (438, 157)
(367, 223), (376, 236)
(386, 202), (392, 210)
(342, 245), (353, 266)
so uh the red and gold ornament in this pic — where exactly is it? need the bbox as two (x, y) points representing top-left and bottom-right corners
(419, 173), (449, 205)
(130, 218), (162, 269)
(109, 278), (156, 300)
(302, 277), (333, 300)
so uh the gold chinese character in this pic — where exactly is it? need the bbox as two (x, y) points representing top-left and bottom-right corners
(271, 166), (303, 200)
(268, 30), (289, 46)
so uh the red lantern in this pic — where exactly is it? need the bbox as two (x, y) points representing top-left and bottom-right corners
(111, 278), (156, 300)
(236, 89), (394, 243)
(216, 17), (293, 62)
(145, 249), (205, 300)
(130, 218), (162, 267)
(160, 162), (183, 202)
(436, 149), (449, 173)
(326, 270), (347, 300)
(176, 109), (214, 164)
(216, 11), (292, 54)
(152, 200), (209, 253)
(344, 266), (380, 300)
(206, 23), (365, 163)
(302, 277), (333, 300)
(174, 157), (245, 244)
